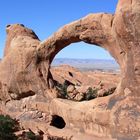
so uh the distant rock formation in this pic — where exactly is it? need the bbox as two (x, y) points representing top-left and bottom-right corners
(0, 0), (140, 139)
(51, 65), (118, 101)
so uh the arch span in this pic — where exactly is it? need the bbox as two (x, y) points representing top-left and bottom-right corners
(36, 11), (140, 96)
(37, 13), (119, 64)
(36, 14), (123, 91)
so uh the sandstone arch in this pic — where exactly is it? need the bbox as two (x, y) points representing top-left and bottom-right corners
(0, 0), (140, 139)
(36, 0), (140, 97)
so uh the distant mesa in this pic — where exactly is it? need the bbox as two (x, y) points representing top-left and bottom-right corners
(52, 58), (120, 72)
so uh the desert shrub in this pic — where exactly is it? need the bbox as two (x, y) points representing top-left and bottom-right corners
(56, 81), (70, 99)
(103, 87), (116, 97)
(57, 83), (68, 98)
(17, 130), (43, 140)
(0, 115), (18, 140)
(85, 87), (98, 100)
(0, 115), (43, 140)
(25, 131), (37, 140)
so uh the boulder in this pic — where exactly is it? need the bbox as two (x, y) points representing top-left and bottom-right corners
(67, 85), (75, 93)
(74, 93), (84, 101)
(97, 89), (107, 97)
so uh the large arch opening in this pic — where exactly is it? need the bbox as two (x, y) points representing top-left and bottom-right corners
(50, 42), (120, 101)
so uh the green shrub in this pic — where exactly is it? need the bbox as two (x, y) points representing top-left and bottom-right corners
(85, 87), (98, 100)
(0, 115), (43, 140)
(18, 131), (43, 140)
(25, 131), (37, 140)
(56, 81), (69, 99)
(0, 115), (18, 140)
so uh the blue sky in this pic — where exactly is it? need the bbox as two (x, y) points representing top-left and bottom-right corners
(0, 0), (118, 59)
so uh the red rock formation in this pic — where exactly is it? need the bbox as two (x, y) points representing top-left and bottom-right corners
(0, 0), (140, 139)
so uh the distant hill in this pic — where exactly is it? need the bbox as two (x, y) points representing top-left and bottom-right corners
(52, 58), (120, 72)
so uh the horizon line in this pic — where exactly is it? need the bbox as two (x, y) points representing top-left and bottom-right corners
(54, 57), (115, 61)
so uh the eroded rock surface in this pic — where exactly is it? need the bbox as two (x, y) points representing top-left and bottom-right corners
(0, 0), (140, 139)
(51, 65), (118, 101)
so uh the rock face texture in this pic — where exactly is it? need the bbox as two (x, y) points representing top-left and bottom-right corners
(0, 24), (41, 101)
(51, 65), (119, 88)
(51, 65), (119, 101)
(0, 0), (140, 139)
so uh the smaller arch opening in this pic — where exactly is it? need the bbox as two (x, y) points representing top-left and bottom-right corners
(69, 72), (73, 77)
(50, 115), (66, 129)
